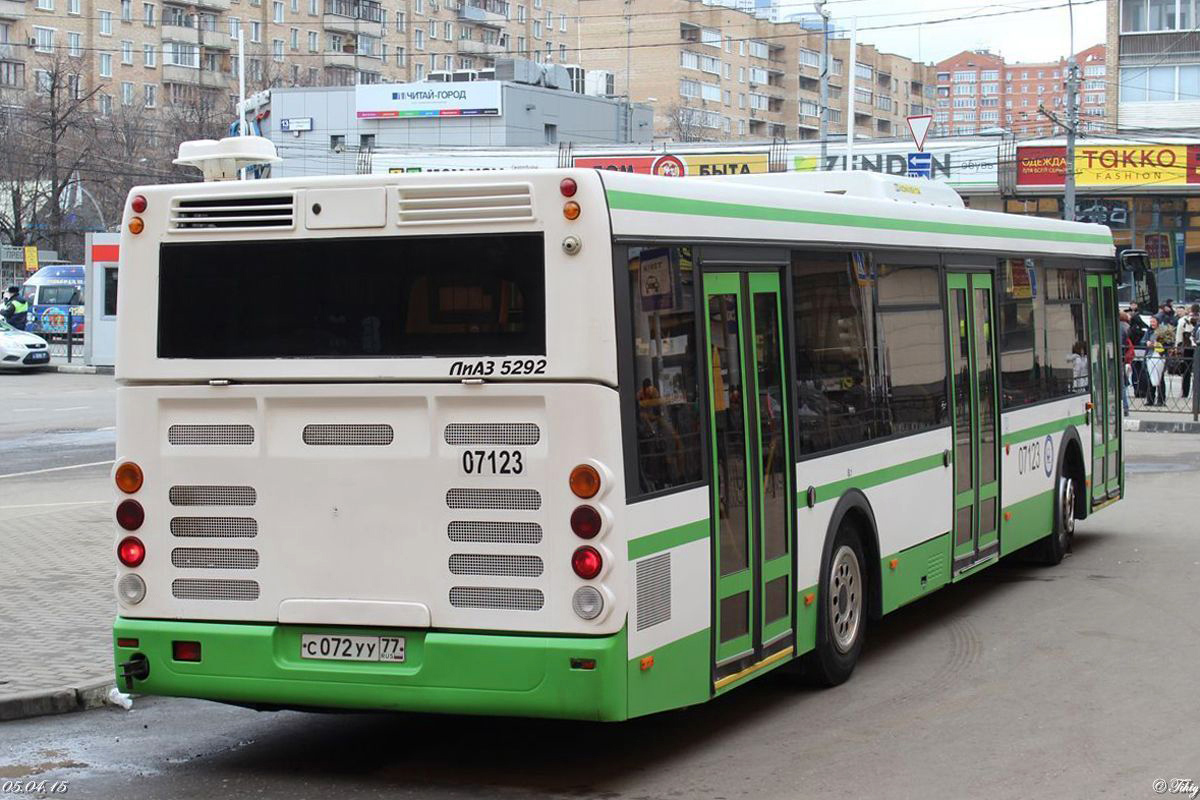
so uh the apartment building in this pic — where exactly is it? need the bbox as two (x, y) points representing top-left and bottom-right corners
(934, 45), (1107, 139)
(1109, 0), (1200, 130)
(578, 0), (934, 142)
(0, 0), (581, 119)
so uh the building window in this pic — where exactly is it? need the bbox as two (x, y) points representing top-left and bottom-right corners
(414, 28), (424, 49)
(309, 0), (317, 13)
(143, 2), (155, 25)
(272, 0), (282, 21)
(250, 20), (260, 41)
(98, 93), (112, 115)
(415, 62), (424, 80)
(290, 27), (298, 49)
(272, 38), (283, 60)
(144, 43), (156, 66)
(952, 70), (976, 82)
(34, 68), (51, 93)
(120, 38), (133, 62)
(533, 19), (541, 38)
(121, 81), (134, 105)
(230, 16), (240, 37)
(308, 30), (317, 50)
(68, 31), (83, 56)
(35, 0), (52, 10)
(33, 26), (54, 52)
(144, 83), (157, 107)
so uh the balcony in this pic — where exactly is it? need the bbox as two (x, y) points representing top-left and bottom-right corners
(199, 29), (232, 49)
(0, 0), (24, 20)
(323, 0), (383, 34)
(162, 63), (228, 88)
(0, 42), (20, 60)
(456, 38), (503, 56)
(324, 49), (380, 70)
(458, 0), (507, 26)
(162, 22), (200, 44)
(191, 0), (230, 10)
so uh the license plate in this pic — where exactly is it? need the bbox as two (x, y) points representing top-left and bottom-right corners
(300, 634), (405, 663)
(27, 352), (49, 362)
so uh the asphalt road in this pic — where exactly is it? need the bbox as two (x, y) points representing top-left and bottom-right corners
(0, 429), (1197, 799)
(0, 371), (116, 476)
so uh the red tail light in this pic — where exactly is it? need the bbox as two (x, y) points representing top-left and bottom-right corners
(570, 506), (602, 539)
(559, 178), (578, 197)
(117, 536), (145, 567)
(571, 546), (603, 580)
(116, 499), (144, 530)
(131, 194), (148, 213)
(172, 641), (202, 662)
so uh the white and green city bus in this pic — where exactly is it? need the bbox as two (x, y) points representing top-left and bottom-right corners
(111, 165), (1122, 720)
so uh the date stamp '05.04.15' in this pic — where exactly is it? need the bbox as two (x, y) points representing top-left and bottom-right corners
(1154, 779), (1200, 798)
(2, 780), (69, 794)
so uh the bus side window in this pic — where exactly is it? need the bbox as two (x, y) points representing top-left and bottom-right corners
(624, 246), (703, 497)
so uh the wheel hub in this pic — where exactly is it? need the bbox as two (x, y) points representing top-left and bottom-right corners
(829, 545), (862, 654)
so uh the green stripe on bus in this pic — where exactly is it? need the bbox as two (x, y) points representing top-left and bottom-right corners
(627, 518), (709, 560)
(1002, 413), (1088, 447)
(803, 452), (946, 506)
(606, 190), (1113, 246)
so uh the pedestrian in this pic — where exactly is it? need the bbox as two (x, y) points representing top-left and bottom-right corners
(1144, 317), (1168, 406)
(1156, 299), (1178, 327)
(1177, 303), (1199, 401)
(1120, 311), (1133, 413)
(0, 286), (29, 331)
(1068, 340), (1089, 393)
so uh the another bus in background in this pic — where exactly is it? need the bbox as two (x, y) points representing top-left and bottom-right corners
(22, 264), (85, 337)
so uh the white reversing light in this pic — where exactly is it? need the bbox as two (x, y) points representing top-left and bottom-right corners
(572, 586), (604, 620)
(117, 574), (146, 605)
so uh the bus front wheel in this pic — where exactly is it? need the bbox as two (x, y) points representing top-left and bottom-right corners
(803, 522), (867, 687)
(1037, 467), (1077, 566)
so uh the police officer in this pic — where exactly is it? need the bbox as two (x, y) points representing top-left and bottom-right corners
(1, 287), (29, 331)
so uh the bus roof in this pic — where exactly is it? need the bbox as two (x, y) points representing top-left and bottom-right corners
(597, 170), (1114, 260)
(24, 264), (85, 285)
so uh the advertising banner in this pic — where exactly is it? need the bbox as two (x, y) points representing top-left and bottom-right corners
(355, 81), (503, 120)
(573, 152), (769, 176)
(792, 142), (998, 190)
(1016, 143), (1200, 189)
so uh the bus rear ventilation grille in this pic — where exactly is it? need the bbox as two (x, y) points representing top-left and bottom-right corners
(302, 423), (394, 446)
(171, 547), (259, 570)
(449, 586), (544, 611)
(449, 553), (544, 578)
(172, 578), (260, 601)
(169, 194), (295, 231)
(397, 183), (534, 225)
(169, 485), (257, 506)
(448, 520), (542, 544)
(446, 488), (541, 511)
(171, 516), (258, 538)
(444, 423), (540, 447)
(635, 553), (672, 631)
(168, 424), (255, 446)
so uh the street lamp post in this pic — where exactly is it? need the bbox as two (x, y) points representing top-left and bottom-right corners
(814, 0), (831, 167)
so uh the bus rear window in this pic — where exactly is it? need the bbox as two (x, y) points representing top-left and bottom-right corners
(157, 234), (545, 359)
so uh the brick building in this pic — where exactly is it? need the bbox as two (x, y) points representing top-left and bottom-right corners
(933, 45), (1108, 139)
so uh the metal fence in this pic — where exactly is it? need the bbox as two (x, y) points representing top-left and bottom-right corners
(42, 313), (84, 363)
(1126, 345), (1200, 418)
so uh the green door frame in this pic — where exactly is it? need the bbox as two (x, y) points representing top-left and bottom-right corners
(946, 272), (1001, 572)
(1086, 273), (1122, 504)
(702, 270), (796, 683)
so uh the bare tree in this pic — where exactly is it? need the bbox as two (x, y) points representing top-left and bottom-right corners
(664, 103), (709, 143)
(0, 89), (46, 250)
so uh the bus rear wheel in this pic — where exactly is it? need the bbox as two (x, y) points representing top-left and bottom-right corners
(803, 522), (866, 687)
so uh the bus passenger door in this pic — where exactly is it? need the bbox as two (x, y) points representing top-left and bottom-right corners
(1085, 273), (1121, 503)
(946, 273), (1001, 573)
(702, 271), (796, 688)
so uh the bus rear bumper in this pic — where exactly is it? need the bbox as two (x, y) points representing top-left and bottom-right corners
(113, 617), (628, 721)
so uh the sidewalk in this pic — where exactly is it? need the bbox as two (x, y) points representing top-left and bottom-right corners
(0, 501), (115, 721)
(1124, 408), (1200, 434)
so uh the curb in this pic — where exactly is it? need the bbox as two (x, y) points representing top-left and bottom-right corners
(0, 676), (115, 722)
(1124, 418), (1200, 434)
(53, 364), (114, 375)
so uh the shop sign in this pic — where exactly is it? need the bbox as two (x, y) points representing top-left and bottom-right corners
(573, 152), (769, 176)
(1017, 144), (1200, 188)
(791, 143), (997, 189)
(355, 81), (503, 120)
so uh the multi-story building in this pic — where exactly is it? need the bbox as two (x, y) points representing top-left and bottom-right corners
(579, 0), (934, 142)
(933, 45), (1107, 139)
(0, 0), (582, 120)
(1109, 0), (1200, 131)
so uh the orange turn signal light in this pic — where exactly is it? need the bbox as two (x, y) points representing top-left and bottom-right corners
(569, 464), (601, 499)
(563, 201), (581, 220)
(640, 656), (654, 671)
(803, 593), (815, 607)
(115, 461), (144, 494)
(889, 558), (899, 570)
(128, 216), (145, 234)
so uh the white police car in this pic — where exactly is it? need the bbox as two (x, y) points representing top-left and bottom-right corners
(0, 318), (51, 369)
